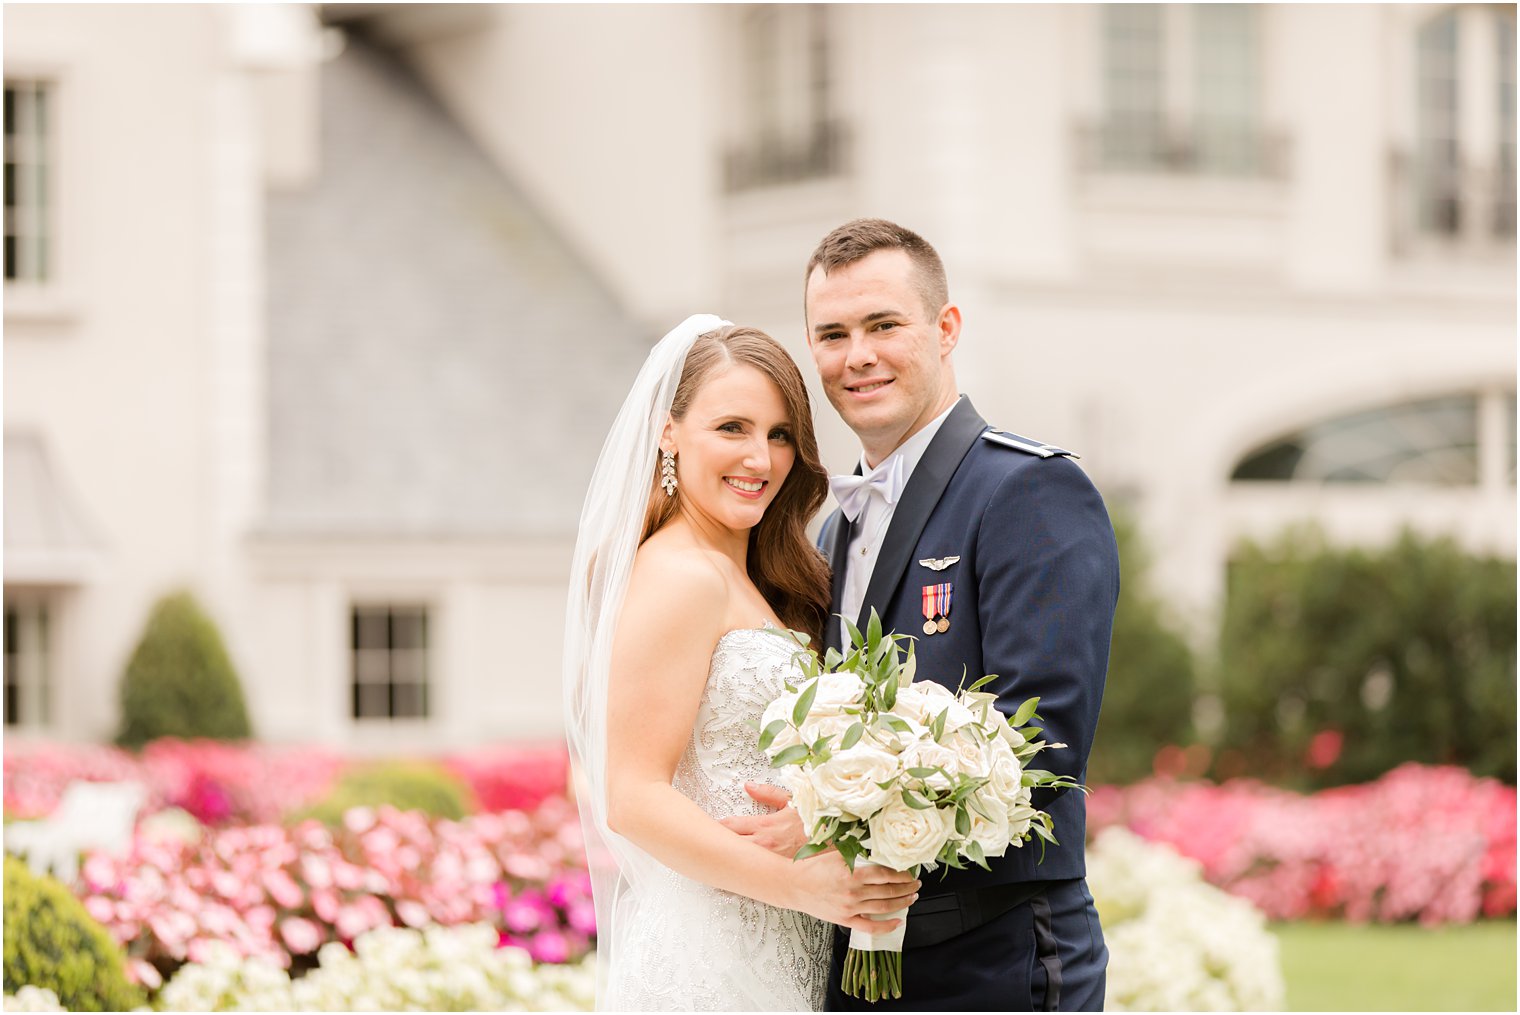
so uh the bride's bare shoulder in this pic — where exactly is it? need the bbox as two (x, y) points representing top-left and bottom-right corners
(623, 537), (732, 632)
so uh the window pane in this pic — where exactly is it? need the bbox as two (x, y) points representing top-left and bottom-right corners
(392, 683), (426, 719)
(1497, 12), (1516, 237)
(1194, 5), (1261, 175)
(1415, 12), (1461, 235)
(391, 609), (425, 650)
(1506, 393), (1517, 486)
(726, 6), (841, 190)
(1102, 5), (1166, 171)
(355, 683), (390, 719)
(1232, 394), (1481, 485)
(3, 605), (16, 727)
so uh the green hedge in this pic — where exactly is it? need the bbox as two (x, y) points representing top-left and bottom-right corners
(116, 590), (253, 749)
(1087, 511), (1199, 785)
(3, 855), (143, 1012)
(1216, 527), (1516, 787)
(293, 761), (475, 825)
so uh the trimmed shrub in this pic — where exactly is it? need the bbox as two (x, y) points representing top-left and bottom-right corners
(1216, 527), (1516, 787)
(116, 591), (253, 749)
(1088, 511), (1199, 785)
(2, 855), (143, 1012)
(293, 761), (474, 825)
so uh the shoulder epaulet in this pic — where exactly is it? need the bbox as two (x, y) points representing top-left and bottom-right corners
(980, 430), (1080, 460)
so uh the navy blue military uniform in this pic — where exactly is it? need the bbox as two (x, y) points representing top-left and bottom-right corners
(820, 396), (1119, 1012)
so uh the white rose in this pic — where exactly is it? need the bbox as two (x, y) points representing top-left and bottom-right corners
(947, 728), (993, 780)
(866, 794), (956, 870)
(916, 681), (978, 732)
(962, 788), (1013, 859)
(808, 744), (901, 819)
(1006, 802), (1038, 842)
(886, 684), (934, 726)
(781, 766), (841, 832)
(898, 737), (961, 792)
(984, 737), (1025, 804)
(799, 711), (857, 748)
(760, 694), (803, 756)
(810, 671), (867, 716)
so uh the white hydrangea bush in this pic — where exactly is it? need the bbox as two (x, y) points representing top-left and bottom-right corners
(1, 987), (66, 1013)
(154, 923), (595, 1012)
(1088, 827), (1285, 1012)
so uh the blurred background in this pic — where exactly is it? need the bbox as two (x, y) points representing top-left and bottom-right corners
(2, 4), (1515, 1012)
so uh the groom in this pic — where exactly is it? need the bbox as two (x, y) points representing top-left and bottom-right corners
(729, 219), (1118, 1010)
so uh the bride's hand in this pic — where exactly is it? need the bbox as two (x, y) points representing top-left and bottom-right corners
(788, 851), (920, 936)
(720, 782), (808, 857)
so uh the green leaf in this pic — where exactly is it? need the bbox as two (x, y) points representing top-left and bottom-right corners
(1011, 697), (1040, 727)
(843, 617), (864, 652)
(1021, 727), (1043, 742)
(866, 609), (883, 650)
(758, 719), (789, 752)
(906, 766), (941, 779)
(824, 647), (843, 670)
(793, 841), (832, 861)
(931, 709), (948, 741)
(1032, 822), (1059, 846)
(840, 722), (865, 750)
(966, 839), (991, 871)
(770, 744), (811, 767)
(792, 679), (819, 726)
(967, 673), (998, 693)
(882, 715), (913, 734)
(900, 789), (933, 810)
(954, 806), (970, 836)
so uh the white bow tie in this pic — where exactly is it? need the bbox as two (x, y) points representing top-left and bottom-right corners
(830, 455), (906, 524)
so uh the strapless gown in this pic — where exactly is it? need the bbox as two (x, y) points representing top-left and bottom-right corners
(604, 627), (832, 1011)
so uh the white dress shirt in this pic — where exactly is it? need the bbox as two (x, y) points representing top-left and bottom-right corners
(838, 399), (961, 646)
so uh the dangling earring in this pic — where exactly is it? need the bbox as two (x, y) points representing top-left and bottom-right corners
(661, 449), (678, 497)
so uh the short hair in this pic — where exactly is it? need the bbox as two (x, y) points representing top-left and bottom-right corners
(804, 218), (949, 320)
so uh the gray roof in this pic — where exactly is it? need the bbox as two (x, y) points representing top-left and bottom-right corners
(264, 35), (650, 538)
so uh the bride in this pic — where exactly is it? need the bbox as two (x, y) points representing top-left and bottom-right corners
(564, 315), (920, 1011)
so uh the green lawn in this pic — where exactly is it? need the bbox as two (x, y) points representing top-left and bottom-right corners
(1274, 921), (1517, 1011)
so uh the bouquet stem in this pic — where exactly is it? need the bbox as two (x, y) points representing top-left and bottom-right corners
(842, 946), (903, 1002)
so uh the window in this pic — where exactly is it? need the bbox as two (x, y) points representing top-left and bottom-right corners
(1095, 5), (1273, 177)
(4, 595), (50, 728)
(351, 605), (429, 720)
(1416, 12), (1463, 235)
(1409, 7), (1516, 243)
(1495, 11), (1516, 237)
(1232, 395), (1481, 486)
(4, 80), (52, 284)
(724, 5), (846, 191)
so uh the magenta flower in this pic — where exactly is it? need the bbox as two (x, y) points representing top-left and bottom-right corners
(528, 929), (570, 964)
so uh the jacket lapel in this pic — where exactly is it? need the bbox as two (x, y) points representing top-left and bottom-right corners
(856, 397), (987, 631)
(824, 508), (852, 654)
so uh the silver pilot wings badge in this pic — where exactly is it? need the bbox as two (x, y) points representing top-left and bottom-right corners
(917, 556), (961, 571)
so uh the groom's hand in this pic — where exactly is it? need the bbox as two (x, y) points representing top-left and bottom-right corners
(720, 782), (807, 858)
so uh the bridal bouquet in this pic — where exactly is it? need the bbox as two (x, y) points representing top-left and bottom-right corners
(758, 611), (1081, 1003)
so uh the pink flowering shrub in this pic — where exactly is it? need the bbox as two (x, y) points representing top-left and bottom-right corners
(1088, 763), (1516, 925)
(4, 740), (344, 825)
(6, 739), (569, 825)
(76, 796), (591, 985)
(441, 742), (569, 813)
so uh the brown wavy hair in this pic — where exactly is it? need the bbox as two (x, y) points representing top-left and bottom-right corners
(641, 325), (831, 643)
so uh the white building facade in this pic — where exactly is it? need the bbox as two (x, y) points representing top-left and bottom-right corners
(5, 4), (1513, 746)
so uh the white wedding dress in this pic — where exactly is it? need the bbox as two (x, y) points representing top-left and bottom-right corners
(604, 626), (832, 1011)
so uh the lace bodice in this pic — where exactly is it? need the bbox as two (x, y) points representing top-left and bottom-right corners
(673, 627), (806, 820)
(604, 627), (832, 1011)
